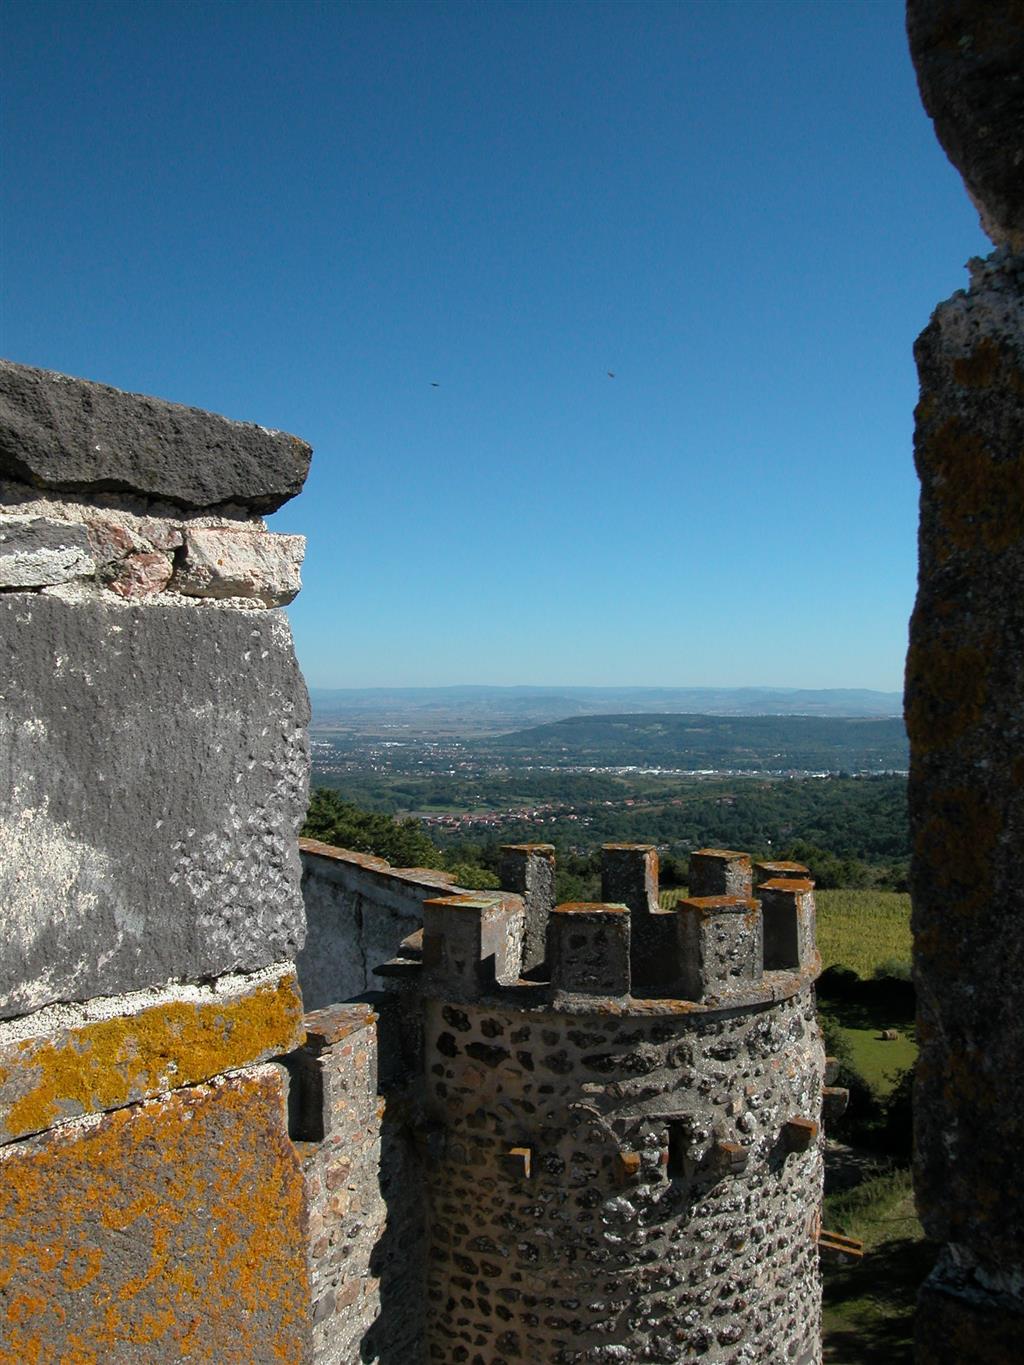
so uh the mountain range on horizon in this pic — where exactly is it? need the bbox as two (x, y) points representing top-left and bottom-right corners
(309, 685), (904, 737)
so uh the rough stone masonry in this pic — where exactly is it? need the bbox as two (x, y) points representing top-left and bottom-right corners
(0, 361), (315, 1362)
(906, 3), (1024, 1360)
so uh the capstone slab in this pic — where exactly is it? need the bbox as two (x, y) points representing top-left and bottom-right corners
(0, 358), (311, 511)
(0, 592), (310, 1016)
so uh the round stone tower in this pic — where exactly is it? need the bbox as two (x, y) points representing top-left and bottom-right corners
(417, 845), (825, 1365)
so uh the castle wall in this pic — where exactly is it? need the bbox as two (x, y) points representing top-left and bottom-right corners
(422, 993), (823, 1365)
(0, 361), (315, 1361)
(905, 4), (1024, 1357)
(298, 838), (459, 1008)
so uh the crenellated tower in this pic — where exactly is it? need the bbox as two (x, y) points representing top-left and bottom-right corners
(401, 844), (827, 1365)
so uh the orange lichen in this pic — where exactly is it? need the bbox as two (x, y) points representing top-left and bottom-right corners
(0, 1068), (309, 1362)
(918, 416), (1024, 554)
(0, 972), (304, 1142)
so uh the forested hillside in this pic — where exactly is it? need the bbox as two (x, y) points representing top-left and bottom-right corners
(470, 713), (908, 771)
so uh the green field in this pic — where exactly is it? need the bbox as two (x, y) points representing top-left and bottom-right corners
(658, 886), (912, 981)
(816, 889), (911, 979)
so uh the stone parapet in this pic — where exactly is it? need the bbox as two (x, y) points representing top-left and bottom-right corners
(0, 595), (310, 1015)
(0, 363), (314, 1361)
(298, 839), (462, 1010)
(498, 843), (556, 972)
(548, 901), (631, 997)
(288, 1002), (425, 1364)
(408, 844), (820, 1012)
(689, 847), (754, 897)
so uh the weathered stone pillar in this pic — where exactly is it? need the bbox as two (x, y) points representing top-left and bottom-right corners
(905, 5), (1024, 1357)
(0, 361), (314, 1360)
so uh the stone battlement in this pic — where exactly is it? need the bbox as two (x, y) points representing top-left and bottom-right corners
(406, 844), (819, 1010)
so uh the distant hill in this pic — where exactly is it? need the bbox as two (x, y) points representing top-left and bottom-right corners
(470, 712), (909, 773)
(309, 685), (903, 736)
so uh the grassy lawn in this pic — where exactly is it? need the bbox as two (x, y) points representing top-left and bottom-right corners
(819, 994), (915, 1098)
(822, 1169), (936, 1364)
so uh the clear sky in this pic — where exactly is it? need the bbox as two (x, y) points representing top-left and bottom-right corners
(2, 0), (988, 691)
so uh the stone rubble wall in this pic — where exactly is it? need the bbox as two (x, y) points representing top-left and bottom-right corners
(906, 4), (1024, 1359)
(288, 1001), (426, 1365)
(422, 994), (823, 1365)
(291, 841), (827, 1364)
(0, 360), (315, 1362)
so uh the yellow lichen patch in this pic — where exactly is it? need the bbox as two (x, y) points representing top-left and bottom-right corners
(918, 416), (1024, 554)
(0, 1068), (309, 1363)
(0, 971), (304, 1143)
(904, 634), (992, 752)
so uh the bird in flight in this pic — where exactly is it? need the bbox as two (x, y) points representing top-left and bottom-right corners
(607, 371), (615, 379)
(430, 381), (440, 388)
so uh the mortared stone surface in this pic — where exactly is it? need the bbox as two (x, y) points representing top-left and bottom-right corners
(0, 1066), (312, 1363)
(0, 358), (311, 511)
(0, 593), (310, 1017)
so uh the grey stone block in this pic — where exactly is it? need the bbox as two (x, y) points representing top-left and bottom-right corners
(0, 593), (310, 1016)
(0, 359), (311, 511)
(0, 515), (95, 587)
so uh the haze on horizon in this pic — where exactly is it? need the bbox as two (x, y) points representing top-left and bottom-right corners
(1, 1), (988, 693)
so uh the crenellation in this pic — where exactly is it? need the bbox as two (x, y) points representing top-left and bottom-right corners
(548, 902), (631, 997)
(689, 847), (754, 898)
(421, 891), (526, 998)
(758, 877), (817, 971)
(601, 841), (659, 914)
(675, 895), (763, 1002)
(753, 858), (810, 887)
(499, 842), (556, 972)
(601, 842), (679, 995)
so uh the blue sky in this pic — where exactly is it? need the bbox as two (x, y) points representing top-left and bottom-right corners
(2, 0), (987, 690)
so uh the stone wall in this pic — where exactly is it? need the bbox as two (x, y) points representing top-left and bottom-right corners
(287, 841), (829, 1364)
(0, 360), (315, 1361)
(287, 1000), (426, 1365)
(905, 4), (1024, 1359)
(298, 837), (460, 1009)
